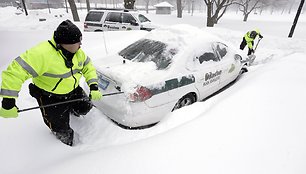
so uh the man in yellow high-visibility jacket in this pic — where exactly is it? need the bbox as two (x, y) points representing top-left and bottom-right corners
(0, 20), (102, 146)
(240, 29), (263, 56)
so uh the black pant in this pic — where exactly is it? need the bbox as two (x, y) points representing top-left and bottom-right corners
(240, 37), (254, 56)
(29, 84), (92, 133)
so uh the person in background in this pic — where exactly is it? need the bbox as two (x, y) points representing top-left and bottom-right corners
(0, 20), (102, 146)
(240, 29), (263, 56)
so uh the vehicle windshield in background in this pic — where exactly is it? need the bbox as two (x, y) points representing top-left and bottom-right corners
(119, 39), (176, 70)
(138, 14), (151, 22)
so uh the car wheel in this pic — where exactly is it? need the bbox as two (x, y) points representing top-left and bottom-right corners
(172, 93), (196, 111)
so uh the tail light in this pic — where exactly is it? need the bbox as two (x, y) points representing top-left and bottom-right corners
(84, 23), (88, 28)
(129, 86), (152, 102)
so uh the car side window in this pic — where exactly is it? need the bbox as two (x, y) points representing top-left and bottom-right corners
(105, 12), (122, 23)
(213, 42), (228, 60)
(85, 11), (104, 22)
(138, 14), (150, 23)
(197, 45), (219, 64)
(122, 13), (136, 24)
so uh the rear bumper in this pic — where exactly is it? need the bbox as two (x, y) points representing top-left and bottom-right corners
(93, 95), (176, 128)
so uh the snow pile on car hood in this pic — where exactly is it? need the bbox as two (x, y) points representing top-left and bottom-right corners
(95, 24), (222, 93)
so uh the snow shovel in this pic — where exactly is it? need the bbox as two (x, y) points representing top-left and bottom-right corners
(18, 91), (124, 113)
(248, 37), (262, 65)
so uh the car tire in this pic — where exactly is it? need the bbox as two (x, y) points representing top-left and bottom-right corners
(172, 93), (196, 111)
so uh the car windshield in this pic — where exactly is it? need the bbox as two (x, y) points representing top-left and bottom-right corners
(119, 39), (176, 70)
(138, 14), (150, 23)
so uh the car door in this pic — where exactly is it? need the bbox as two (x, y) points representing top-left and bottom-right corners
(191, 45), (223, 100)
(103, 12), (122, 31)
(122, 13), (140, 30)
(212, 42), (238, 87)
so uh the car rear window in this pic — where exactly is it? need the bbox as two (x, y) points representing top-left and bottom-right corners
(85, 11), (104, 22)
(119, 39), (176, 70)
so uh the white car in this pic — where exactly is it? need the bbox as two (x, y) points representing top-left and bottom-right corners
(93, 25), (247, 129)
(84, 8), (156, 32)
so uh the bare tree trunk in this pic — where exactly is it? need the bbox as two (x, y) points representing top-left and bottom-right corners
(288, 0), (305, 37)
(86, 0), (91, 12)
(206, 1), (214, 27)
(46, 0), (51, 13)
(21, 0), (28, 16)
(243, 13), (249, 21)
(235, 0), (261, 22)
(177, 0), (183, 18)
(64, 0), (69, 13)
(68, 0), (80, 21)
(191, 0), (194, 16)
(145, 0), (149, 13)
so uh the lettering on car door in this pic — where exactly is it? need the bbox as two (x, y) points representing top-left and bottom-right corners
(193, 46), (222, 99)
(104, 12), (121, 31)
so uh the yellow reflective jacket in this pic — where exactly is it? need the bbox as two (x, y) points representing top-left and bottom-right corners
(244, 30), (261, 49)
(0, 38), (98, 98)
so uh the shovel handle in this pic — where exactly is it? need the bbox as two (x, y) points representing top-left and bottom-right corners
(18, 91), (124, 113)
(18, 98), (90, 113)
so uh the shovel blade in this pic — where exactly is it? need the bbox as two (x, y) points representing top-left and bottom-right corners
(248, 54), (256, 65)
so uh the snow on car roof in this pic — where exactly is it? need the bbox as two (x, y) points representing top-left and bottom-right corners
(145, 24), (220, 51)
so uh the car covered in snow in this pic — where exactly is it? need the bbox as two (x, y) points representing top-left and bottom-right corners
(92, 24), (247, 129)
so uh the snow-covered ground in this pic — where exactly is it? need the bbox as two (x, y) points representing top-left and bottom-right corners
(1, 6), (306, 174)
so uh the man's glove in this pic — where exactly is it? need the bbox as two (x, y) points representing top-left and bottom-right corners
(0, 98), (18, 118)
(0, 107), (18, 118)
(259, 35), (263, 39)
(89, 84), (102, 100)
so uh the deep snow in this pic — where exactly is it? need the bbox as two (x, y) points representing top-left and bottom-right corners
(1, 6), (306, 174)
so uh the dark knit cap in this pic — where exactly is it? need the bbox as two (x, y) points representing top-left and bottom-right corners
(54, 20), (82, 44)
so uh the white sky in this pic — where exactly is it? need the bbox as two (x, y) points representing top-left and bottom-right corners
(0, 6), (306, 174)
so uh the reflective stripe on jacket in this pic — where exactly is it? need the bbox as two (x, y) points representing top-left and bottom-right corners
(0, 38), (98, 98)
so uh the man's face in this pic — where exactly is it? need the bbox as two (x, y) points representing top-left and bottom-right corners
(61, 42), (81, 53)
